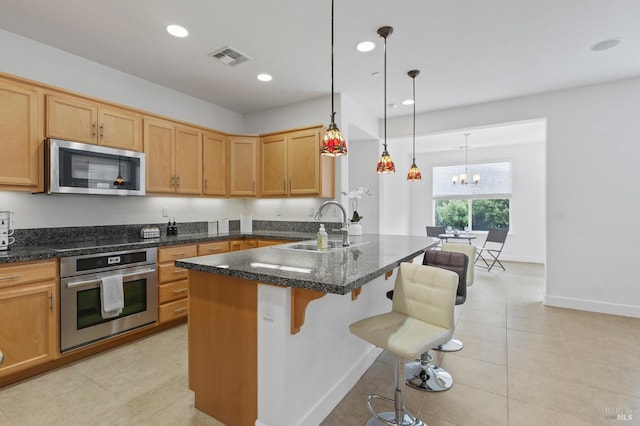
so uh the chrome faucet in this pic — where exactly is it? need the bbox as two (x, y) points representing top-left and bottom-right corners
(314, 201), (350, 247)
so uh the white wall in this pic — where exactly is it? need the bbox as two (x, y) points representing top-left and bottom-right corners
(386, 77), (640, 318)
(410, 142), (546, 263)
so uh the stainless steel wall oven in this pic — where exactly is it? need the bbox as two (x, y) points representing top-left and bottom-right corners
(60, 247), (158, 352)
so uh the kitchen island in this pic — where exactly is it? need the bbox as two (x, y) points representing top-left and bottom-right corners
(176, 234), (438, 426)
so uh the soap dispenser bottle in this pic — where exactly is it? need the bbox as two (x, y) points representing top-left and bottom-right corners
(317, 224), (328, 250)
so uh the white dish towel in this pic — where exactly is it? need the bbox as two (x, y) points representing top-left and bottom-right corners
(100, 275), (124, 319)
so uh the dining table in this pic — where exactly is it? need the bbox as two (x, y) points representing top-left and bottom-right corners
(438, 233), (477, 245)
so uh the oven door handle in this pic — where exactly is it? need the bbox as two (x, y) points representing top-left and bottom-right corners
(65, 267), (156, 289)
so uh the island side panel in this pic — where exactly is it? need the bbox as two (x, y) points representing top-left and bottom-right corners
(189, 270), (258, 426)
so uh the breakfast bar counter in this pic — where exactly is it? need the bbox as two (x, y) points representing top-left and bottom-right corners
(176, 234), (438, 426)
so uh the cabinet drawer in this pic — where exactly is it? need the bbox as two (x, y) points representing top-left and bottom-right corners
(158, 263), (189, 284)
(243, 239), (258, 249)
(159, 298), (188, 323)
(257, 239), (292, 247)
(159, 279), (189, 304)
(197, 241), (229, 256)
(0, 259), (57, 289)
(158, 245), (197, 263)
(229, 240), (243, 251)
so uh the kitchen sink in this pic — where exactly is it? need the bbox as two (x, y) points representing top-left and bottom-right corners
(276, 240), (368, 252)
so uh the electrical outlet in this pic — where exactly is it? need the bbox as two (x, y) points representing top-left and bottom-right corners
(309, 207), (315, 217)
(162, 206), (169, 217)
(263, 298), (274, 320)
(276, 208), (282, 216)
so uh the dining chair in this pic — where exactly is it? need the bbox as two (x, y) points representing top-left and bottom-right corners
(425, 226), (446, 249)
(475, 228), (509, 271)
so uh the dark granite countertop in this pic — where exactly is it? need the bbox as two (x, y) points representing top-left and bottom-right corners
(0, 231), (315, 264)
(176, 234), (439, 295)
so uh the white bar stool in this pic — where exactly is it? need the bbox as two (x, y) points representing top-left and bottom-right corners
(349, 262), (458, 426)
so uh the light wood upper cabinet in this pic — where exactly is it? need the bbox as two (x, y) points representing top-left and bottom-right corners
(260, 126), (334, 198)
(260, 133), (288, 196)
(0, 78), (43, 191)
(175, 126), (202, 195)
(202, 131), (227, 196)
(144, 118), (202, 195)
(46, 93), (141, 151)
(98, 106), (142, 151)
(144, 117), (175, 193)
(229, 136), (259, 197)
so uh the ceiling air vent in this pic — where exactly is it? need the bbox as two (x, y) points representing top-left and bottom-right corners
(209, 46), (252, 66)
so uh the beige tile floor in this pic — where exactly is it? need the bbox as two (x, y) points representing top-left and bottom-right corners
(1, 261), (639, 425)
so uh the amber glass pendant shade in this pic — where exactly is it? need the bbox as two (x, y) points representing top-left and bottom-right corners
(407, 162), (422, 181)
(376, 150), (395, 173)
(321, 115), (347, 156)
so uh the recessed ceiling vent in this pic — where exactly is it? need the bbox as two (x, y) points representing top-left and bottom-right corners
(209, 46), (252, 66)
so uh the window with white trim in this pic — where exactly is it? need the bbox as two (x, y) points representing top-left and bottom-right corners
(432, 162), (511, 231)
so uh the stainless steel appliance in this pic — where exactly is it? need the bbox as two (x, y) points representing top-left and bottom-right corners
(46, 138), (145, 196)
(60, 247), (157, 352)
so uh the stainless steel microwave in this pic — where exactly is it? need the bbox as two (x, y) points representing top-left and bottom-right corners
(47, 138), (145, 196)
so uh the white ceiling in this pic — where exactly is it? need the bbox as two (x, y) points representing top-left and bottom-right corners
(1, 0), (639, 132)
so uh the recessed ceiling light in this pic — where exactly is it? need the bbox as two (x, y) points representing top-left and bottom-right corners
(257, 73), (272, 82)
(167, 25), (188, 38)
(357, 41), (376, 52)
(402, 99), (414, 106)
(591, 38), (622, 52)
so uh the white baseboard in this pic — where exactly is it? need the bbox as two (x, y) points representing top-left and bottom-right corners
(544, 293), (640, 318)
(293, 346), (383, 426)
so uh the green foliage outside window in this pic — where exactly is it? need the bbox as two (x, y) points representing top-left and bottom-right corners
(435, 199), (509, 231)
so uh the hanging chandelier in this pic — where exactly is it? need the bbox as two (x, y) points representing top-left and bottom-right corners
(320, 0), (347, 157)
(376, 26), (395, 174)
(406, 69), (421, 181)
(452, 133), (480, 185)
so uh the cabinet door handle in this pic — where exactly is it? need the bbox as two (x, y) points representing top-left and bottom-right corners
(171, 252), (188, 257)
(50, 291), (54, 312)
(0, 349), (3, 366)
(92, 121), (97, 137)
(289, 180), (292, 191)
(207, 248), (222, 252)
(173, 268), (187, 274)
(176, 176), (181, 189)
(100, 123), (104, 139)
(282, 180), (285, 191)
(174, 307), (188, 314)
(204, 178), (208, 190)
(172, 288), (188, 294)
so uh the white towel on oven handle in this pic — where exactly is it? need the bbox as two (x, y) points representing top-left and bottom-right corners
(100, 275), (124, 319)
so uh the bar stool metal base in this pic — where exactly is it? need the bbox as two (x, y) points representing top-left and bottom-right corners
(365, 410), (426, 426)
(434, 336), (464, 352)
(364, 355), (426, 426)
(405, 354), (453, 392)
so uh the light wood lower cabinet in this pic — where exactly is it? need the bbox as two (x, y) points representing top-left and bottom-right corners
(157, 245), (197, 324)
(0, 259), (58, 379)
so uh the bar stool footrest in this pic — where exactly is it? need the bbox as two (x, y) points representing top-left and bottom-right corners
(365, 394), (424, 426)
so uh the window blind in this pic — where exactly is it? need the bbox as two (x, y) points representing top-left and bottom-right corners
(432, 161), (512, 200)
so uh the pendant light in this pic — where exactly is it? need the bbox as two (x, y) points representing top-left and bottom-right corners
(320, 0), (347, 156)
(451, 133), (480, 185)
(406, 69), (422, 181)
(376, 26), (395, 173)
